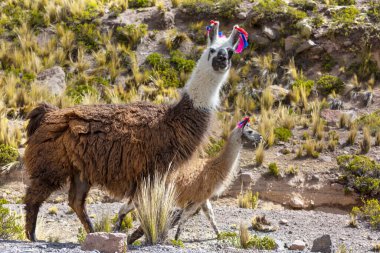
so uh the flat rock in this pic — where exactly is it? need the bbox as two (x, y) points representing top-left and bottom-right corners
(311, 234), (332, 253)
(285, 35), (301, 52)
(81, 232), (127, 253)
(289, 194), (306, 209)
(36, 66), (66, 95)
(250, 34), (271, 47)
(237, 12), (247, 20)
(296, 40), (316, 54)
(289, 240), (306, 250)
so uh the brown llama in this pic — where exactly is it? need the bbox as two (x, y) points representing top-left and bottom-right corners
(23, 21), (247, 241)
(115, 117), (263, 243)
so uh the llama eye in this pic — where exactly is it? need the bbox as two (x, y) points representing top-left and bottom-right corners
(227, 48), (234, 59)
(210, 48), (216, 54)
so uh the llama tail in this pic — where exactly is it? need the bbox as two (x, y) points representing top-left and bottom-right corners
(26, 103), (57, 138)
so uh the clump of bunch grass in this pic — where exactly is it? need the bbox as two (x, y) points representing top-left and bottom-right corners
(94, 213), (112, 232)
(217, 231), (238, 240)
(268, 162), (280, 177)
(170, 239), (185, 248)
(238, 191), (259, 209)
(0, 144), (18, 167)
(360, 126), (371, 154)
(77, 227), (86, 244)
(303, 139), (320, 158)
(285, 166), (299, 176)
(274, 127), (292, 142)
(0, 199), (24, 240)
(339, 113), (350, 129)
(355, 110), (380, 135)
(134, 172), (177, 245)
(346, 125), (358, 145)
(375, 130), (380, 146)
(48, 206), (58, 215)
(255, 142), (265, 166)
(111, 212), (134, 232)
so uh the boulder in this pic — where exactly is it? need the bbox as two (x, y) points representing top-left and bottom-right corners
(250, 34), (271, 47)
(36, 66), (66, 95)
(81, 232), (127, 253)
(237, 12), (247, 20)
(311, 234), (332, 253)
(285, 35), (301, 52)
(296, 40), (316, 54)
(289, 240), (306, 250)
(289, 194), (306, 209)
(268, 85), (290, 103)
(263, 26), (277, 40)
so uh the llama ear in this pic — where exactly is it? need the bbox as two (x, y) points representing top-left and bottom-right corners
(228, 26), (240, 50)
(207, 21), (219, 47)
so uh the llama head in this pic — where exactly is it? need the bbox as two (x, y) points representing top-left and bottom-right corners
(230, 117), (263, 147)
(203, 21), (247, 73)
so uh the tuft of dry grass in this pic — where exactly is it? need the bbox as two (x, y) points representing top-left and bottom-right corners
(375, 130), (380, 146)
(277, 105), (295, 130)
(360, 126), (371, 154)
(258, 110), (275, 147)
(339, 113), (350, 129)
(260, 88), (274, 111)
(303, 139), (319, 158)
(255, 142), (265, 166)
(346, 125), (358, 146)
(239, 223), (250, 249)
(94, 213), (112, 232)
(135, 172), (177, 245)
(238, 191), (259, 209)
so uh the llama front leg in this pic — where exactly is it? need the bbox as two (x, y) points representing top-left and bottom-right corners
(201, 199), (220, 237)
(114, 200), (135, 232)
(174, 204), (199, 240)
(68, 173), (94, 233)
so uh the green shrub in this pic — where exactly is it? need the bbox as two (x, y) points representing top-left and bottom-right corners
(0, 199), (24, 240)
(368, 0), (380, 21)
(337, 155), (380, 196)
(0, 144), (18, 167)
(205, 137), (225, 157)
(217, 231), (238, 240)
(129, 0), (156, 8)
(245, 235), (277, 250)
(336, 0), (356, 5)
(321, 54), (337, 72)
(253, 0), (307, 21)
(316, 75), (345, 96)
(292, 78), (314, 95)
(66, 83), (99, 104)
(181, 0), (241, 19)
(356, 110), (380, 135)
(72, 23), (101, 50)
(77, 227), (86, 243)
(274, 127), (292, 142)
(352, 199), (380, 229)
(170, 51), (195, 73)
(268, 162), (280, 177)
(170, 239), (185, 247)
(115, 24), (148, 49)
(146, 53), (171, 70)
(332, 6), (359, 24)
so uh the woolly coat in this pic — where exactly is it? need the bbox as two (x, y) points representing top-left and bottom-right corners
(24, 94), (212, 198)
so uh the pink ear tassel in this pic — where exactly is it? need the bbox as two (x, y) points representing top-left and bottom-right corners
(235, 38), (245, 54)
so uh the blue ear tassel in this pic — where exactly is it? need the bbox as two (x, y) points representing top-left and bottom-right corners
(218, 31), (223, 37)
(240, 33), (248, 49)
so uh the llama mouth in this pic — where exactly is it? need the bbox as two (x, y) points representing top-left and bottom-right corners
(212, 59), (230, 71)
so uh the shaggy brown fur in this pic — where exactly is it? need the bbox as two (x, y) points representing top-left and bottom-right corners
(24, 93), (212, 241)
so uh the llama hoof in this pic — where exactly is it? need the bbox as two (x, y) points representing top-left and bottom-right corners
(27, 231), (36, 242)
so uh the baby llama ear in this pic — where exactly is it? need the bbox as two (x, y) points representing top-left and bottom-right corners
(229, 25), (249, 54)
(206, 20), (219, 47)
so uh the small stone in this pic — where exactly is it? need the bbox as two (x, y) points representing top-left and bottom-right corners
(81, 232), (127, 253)
(343, 41), (353, 47)
(311, 234), (332, 253)
(240, 172), (253, 184)
(289, 195), (306, 209)
(285, 35), (301, 52)
(279, 219), (289, 225)
(237, 12), (247, 20)
(289, 240), (306, 250)
(319, 155), (332, 163)
(296, 40), (316, 54)
(263, 26), (277, 40)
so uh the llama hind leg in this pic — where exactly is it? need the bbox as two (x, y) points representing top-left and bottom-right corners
(114, 200), (135, 232)
(24, 180), (59, 241)
(68, 173), (94, 233)
(201, 200), (220, 237)
(174, 204), (199, 240)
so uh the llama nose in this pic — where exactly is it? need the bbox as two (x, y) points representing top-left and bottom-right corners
(217, 50), (227, 61)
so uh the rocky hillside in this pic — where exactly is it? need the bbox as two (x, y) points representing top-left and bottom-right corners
(1, 0), (380, 252)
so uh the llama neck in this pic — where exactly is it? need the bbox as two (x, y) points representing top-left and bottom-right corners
(184, 56), (229, 109)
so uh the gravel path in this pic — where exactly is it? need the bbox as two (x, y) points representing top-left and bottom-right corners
(2, 201), (378, 252)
